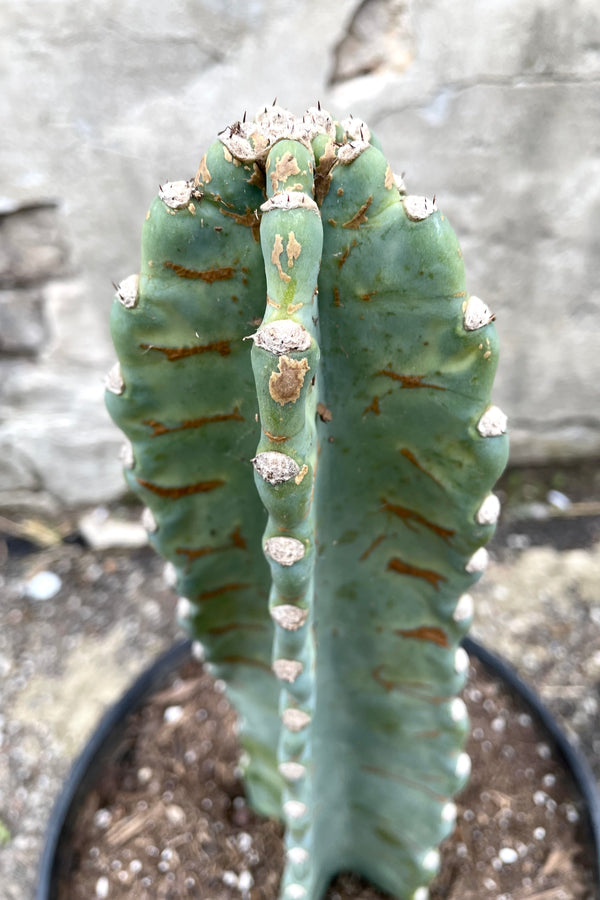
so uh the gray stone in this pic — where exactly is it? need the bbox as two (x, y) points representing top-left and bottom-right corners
(0, 204), (70, 287)
(0, 290), (46, 355)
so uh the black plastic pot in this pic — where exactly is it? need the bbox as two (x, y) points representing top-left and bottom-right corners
(37, 638), (600, 899)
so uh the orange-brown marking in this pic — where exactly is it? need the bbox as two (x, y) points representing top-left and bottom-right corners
(362, 765), (447, 800)
(381, 499), (454, 544)
(230, 525), (246, 549)
(269, 356), (309, 406)
(387, 557), (447, 590)
(263, 429), (290, 443)
(333, 285), (341, 307)
(372, 665), (432, 695)
(336, 240), (358, 268)
(143, 407), (244, 437)
(219, 207), (261, 242)
(317, 403), (332, 422)
(176, 526), (247, 567)
(375, 369), (445, 391)
(360, 290), (378, 302)
(195, 154), (211, 185)
(294, 464), (309, 485)
(205, 622), (265, 636)
(400, 448), (444, 489)
(343, 195), (373, 229)
(359, 533), (386, 561)
(196, 582), (250, 602)
(271, 234), (291, 284)
(395, 626), (449, 648)
(362, 396), (380, 416)
(270, 151), (301, 193)
(217, 655), (272, 673)
(286, 232), (302, 269)
(136, 478), (224, 499)
(314, 140), (337, 205)
(247, 164), (265, 191)
(139, 340), (231, 360)
(163, 261), (235, 283)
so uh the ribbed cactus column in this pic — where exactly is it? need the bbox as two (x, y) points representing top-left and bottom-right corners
(105, 104), (509, 900)
(250, 137), (323, 900)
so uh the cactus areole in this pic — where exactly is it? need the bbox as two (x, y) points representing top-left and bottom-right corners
(106, 104), (509, 900)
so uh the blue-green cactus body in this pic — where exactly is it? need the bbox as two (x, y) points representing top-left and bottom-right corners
(106, 106), (508, 900)
(307, 142), (507, 895)
(105, 169), (283, 815)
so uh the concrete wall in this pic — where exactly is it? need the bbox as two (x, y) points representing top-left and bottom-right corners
(2, 0), (599, 511)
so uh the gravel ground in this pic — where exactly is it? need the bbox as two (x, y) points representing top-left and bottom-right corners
(1, 465), (599, 900)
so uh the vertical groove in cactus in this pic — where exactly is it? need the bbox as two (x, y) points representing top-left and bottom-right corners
(105, 104), (508, 900)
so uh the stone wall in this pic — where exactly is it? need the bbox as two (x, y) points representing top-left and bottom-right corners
(2, 0), (599, 510)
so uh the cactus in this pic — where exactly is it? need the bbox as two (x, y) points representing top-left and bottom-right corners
(105, 104), (508, 900)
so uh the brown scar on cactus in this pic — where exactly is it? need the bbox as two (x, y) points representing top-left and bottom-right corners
(162, 260), (235, 282)
(136, 477), (225, 499)
(271, 234), (292, 283)
(175, 526), (247, 567)
(196, 582), (251, 603)
(359, 534), (386, 561)
(218, 207), (261, 241)
(313, 140), (338, 204)
(286, 232), (302, 267)
(264, 429), (290, 443)
(139, 340), (231, 360)
(361, 765), (448, 801)
(143, 407), (244, 436)
(336, 239), (358, 267)
(205, 621), (267, 636)
(371, 666), (431, 695)
(316, 402), (332, 422)
(399, 447), (444, 489)
(343, 195), (373, 229)
(381, 499), (455, 543)
(294, 464), (309, 485)
(387, 557), (447, 590)
(269, 356), (310, 405)
(362, 396), (381, 416)
(270, 151), (302, 192)
(219, 655), (273, 673)
(375, 369), (446, 391)
(395, 626), (449, 648)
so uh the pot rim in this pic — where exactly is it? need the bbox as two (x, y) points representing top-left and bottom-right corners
(36, 637), (600, 898)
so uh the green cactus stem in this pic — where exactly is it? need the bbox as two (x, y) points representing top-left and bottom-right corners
(106, 103), (508, 900)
